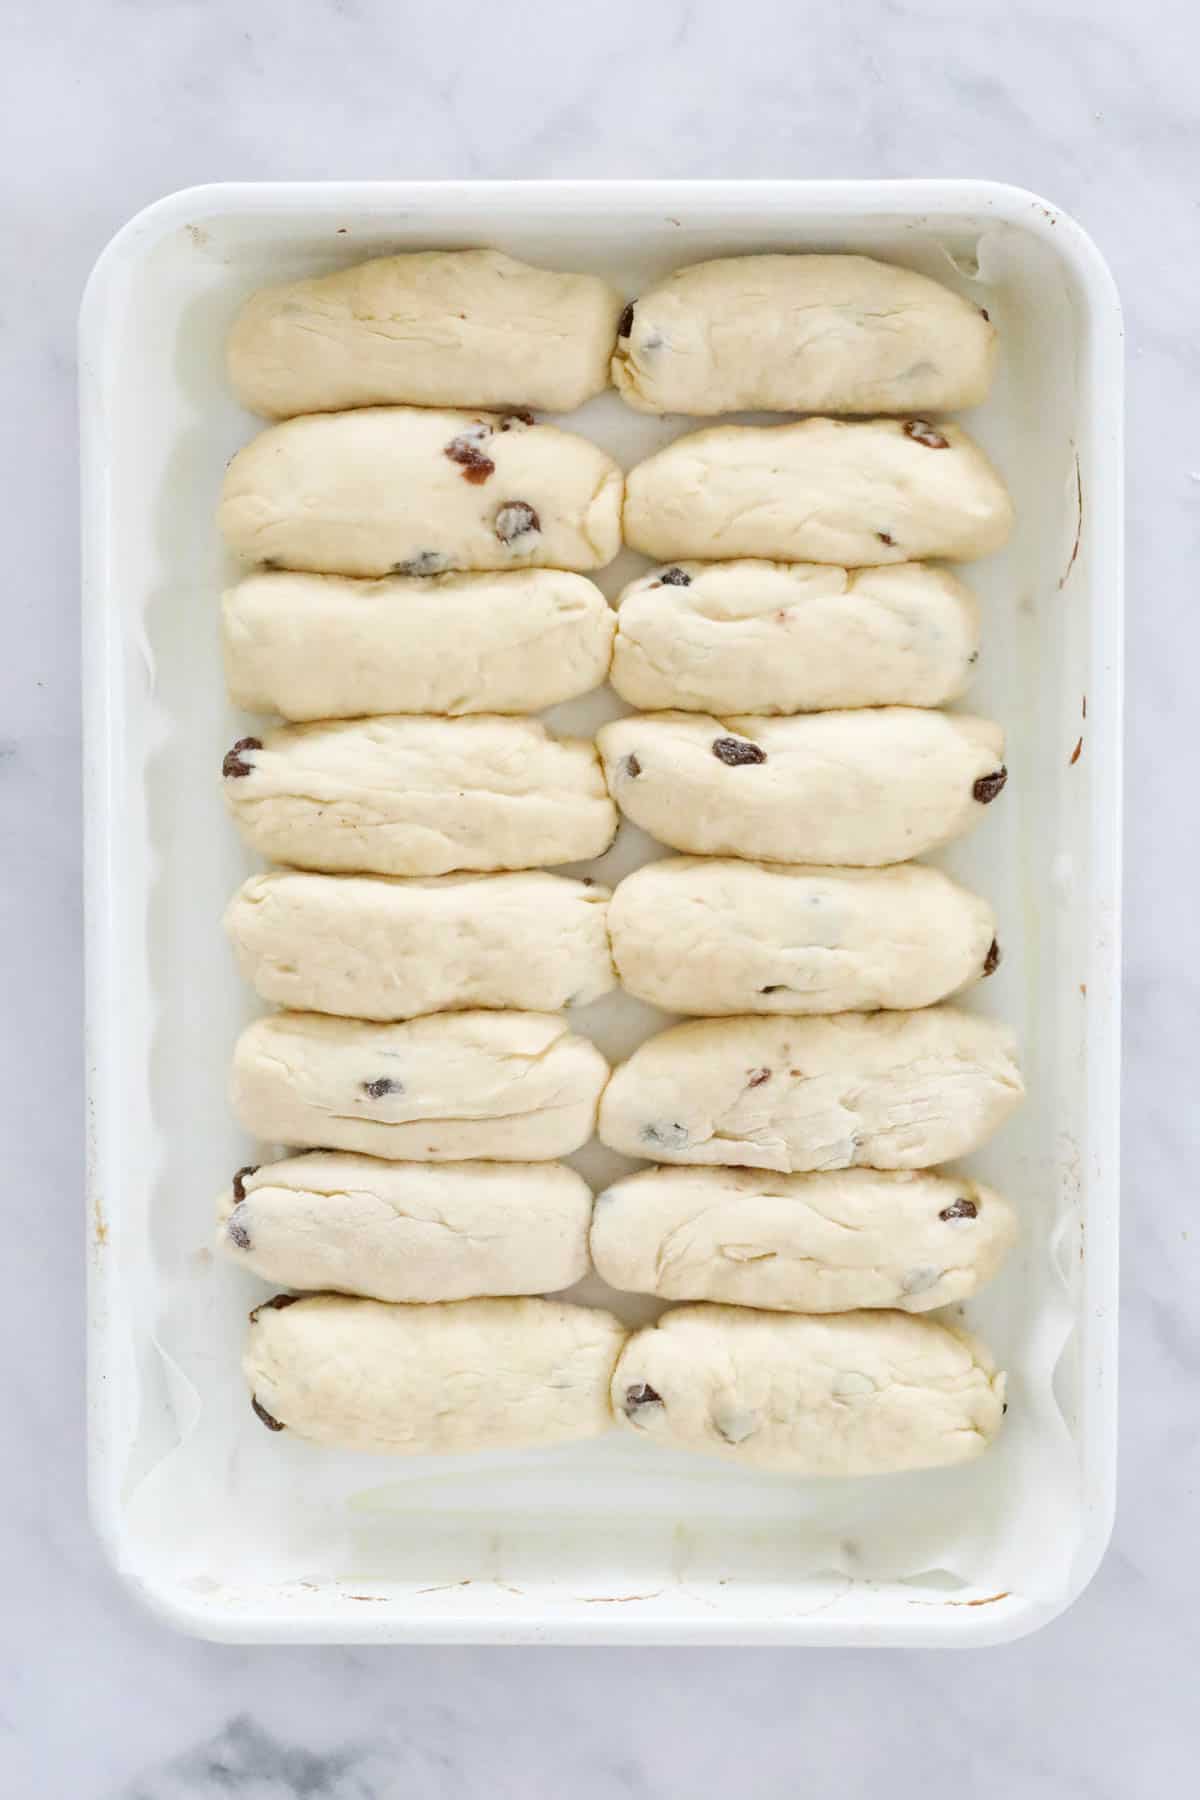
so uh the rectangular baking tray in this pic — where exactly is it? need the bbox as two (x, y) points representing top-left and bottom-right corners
(80, 179), (1122, 1645)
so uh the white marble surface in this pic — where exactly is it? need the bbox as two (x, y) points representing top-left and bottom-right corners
(2, 0), (1193, 1791)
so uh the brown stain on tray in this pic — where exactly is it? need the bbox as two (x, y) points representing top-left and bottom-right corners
(909, 1589), (1010, 1608)
(1058, 454), (1084, 589)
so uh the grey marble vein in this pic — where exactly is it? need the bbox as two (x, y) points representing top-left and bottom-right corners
(121, 1718), (376, 1800)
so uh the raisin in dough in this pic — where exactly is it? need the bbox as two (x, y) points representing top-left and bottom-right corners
(218, 1153), (593, 1303)
(597, 1006), (1023, 1173)
(611, 561), (979, 714)
(223, 568), (614, 720)
(231, 1010), (609, 1162)
(597, 709), (1006, 867)
(245, 1293), (626, 1453)
(228, 249), (625, 418)
(218, 407), (623, 577)
(612, 254), (996, 416)
(225, 870), (615, 1020)
(222, 716), (616, 877)
(612, 1305), (1005, 1475)
(608, 858), (997, 1015)
(592, 1166), (1016, 1313)
(623, 418), (1013, 565)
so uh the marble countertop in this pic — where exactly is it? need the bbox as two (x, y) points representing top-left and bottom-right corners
(4, 0), (1193, 1792)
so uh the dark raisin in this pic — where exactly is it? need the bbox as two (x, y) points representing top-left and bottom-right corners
(877, 532), (896, 547)
(939, 1197), (979, 1222)
(248, 1293), (299, 1323)
(983, 938), (1001, 977)
(251, 1395), (286, 1432)
(658, 566), (691, 586)
(973, 766), (1008, 804)
(444, 428), (495, 485)
(495, 501), (540, 544)
(622, 752), (642, 778)
(232, 1164), (259, 1203)
(747, 1067), (772, 1088)
(222, 737), (262, 779)
(712, 736), (766, 767)
(393, 551), (447, 577)
(903, 419), (950, 449)
(362, 1077), (403, 1099)
(499, 409), (535, 429)
(228, 1209), (252, 1251)
(624, 1382), (663, 1413)
(617, 301), (635, 339)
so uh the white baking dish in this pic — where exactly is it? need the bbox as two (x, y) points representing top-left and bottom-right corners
(80, 180), (1122, 1646)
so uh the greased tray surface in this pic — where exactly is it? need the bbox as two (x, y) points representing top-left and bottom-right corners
(80, 181), (1122, 1644)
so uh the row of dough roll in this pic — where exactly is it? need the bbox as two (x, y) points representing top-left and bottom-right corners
(223, 1154), (1016, 1316)
(221, 708), (1006, 873)
(229, 1004), (1022, 1170)
(244, 1292), (1006, 1475)
(218, 406), (1012, 577)
(223, 560), (983, 720)
(225, 861), (998, 1020)
(228, 248), (996, 421)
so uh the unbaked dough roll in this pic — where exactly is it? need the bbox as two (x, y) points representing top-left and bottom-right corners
(597, 1006), (1023, 1172)
(610, 561), (979, 714)
(223, 568), (615, 719)
(623, 417), (1013, 565)
(612, 1305), (1005, 1475)
(232, 1010), (609, 1162)
(228, 248), (625, 418)
(591, 1166), (1017, 1313)
(225, 869), (615, 1020)
(611, 254), (996, 416)
(245, 1293), (626, 1453)
(597, 709), (1006, 867)
(221, 716), (617, 877)
(608, 858), (997, 1015)
(218, 1153), (593, 1302)
(218, 407), (623, 576)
